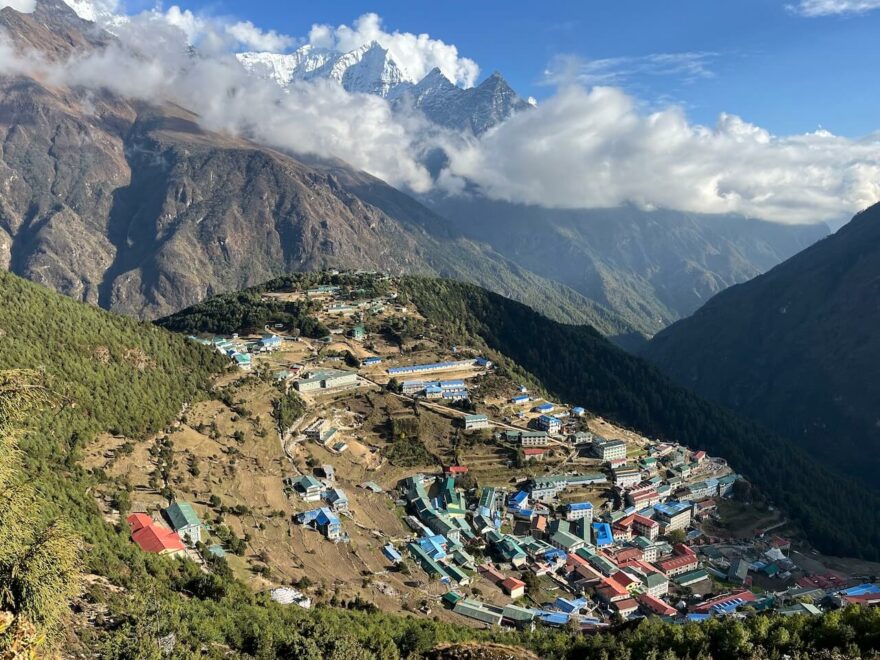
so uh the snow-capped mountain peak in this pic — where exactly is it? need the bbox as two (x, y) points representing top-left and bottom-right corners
(237, 44), (532, 133)
(238, 40), (411, 97)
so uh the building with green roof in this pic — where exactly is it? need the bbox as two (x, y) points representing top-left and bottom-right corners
(675, 569), (710, 587)
(163, 501), (203, 545)
(453, 599), (503, 626)
(502, 604), (536, 629)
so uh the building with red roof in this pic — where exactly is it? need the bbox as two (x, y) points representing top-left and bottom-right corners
(673, 543), (696, 557)
(127, 513), (186, 556)
(530, 514), (547, 538)
(595, 577), (629, 603)
(501, 576), (526, 599)
(572, 562), (604, 584)
(690, 590), (757, 614)
(626, 486), (661, 508)
(606, 546), (643, 565)
(637, 592), (677, 616)
(478, 563), (505, 585)
(655, 553), (699, 577)
(522, 447), (546, 461)
(611, 598), (639, 617)
(610, 570), (640, 593)
(631, 514), (660, 540)
(446, 465), (469, 475)
(769, 536), (791, 551)
(840, 593), (880, 607)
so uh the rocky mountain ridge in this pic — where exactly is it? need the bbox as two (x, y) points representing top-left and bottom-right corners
(237, 42), (532, 134)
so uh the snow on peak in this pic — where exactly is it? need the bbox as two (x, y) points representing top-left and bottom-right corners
(238, 40), (413, 97)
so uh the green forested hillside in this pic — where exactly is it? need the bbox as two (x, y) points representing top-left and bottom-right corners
(643, 203), (880, 493)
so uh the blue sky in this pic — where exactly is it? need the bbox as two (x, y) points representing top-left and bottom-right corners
(157, 0), (880, 137)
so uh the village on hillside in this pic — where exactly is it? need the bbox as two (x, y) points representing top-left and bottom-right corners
(84, 274), (880, 632)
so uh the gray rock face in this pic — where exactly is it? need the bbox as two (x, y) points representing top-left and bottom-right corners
(394, 68), (532, 135)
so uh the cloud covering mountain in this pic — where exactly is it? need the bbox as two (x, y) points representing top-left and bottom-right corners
(1, 0), (878, 224)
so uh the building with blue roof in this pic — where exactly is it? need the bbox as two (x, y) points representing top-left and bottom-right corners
(323, 487), (349, 513)
(511, 394), (530, 404)
(362, 357), (383, 366)
(536, 414), (562, 433)
(554, 596), (588, 613)
(407, 542), (450, 582)
(387, 360), (477, 376)
(653, 500), (694, 531)
(297, 507), (342, 540)
(315, 508), (342, 540)
(419, 535), (448, 560)
(592, 522), (613, 547)
(566, 502), (594, 522)
(258, 334), (282, 351)
(478, 487), (497, 518)
(509, 490), (529, 509)
(424, 385), (443, 397)
(382, 544), (402, 564)
(842, 583), (880, 596)
(538, 612), (570, 627)
(570, 406), (586, 416)
(532, 403), (554, 414)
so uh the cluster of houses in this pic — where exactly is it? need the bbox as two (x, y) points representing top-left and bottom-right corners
(189, 333), (284, 370)
(380, 453), (781, 630)
(179, 277), (880, 627)
(286, 465), (350, 542)
(402, 378), (471, 402)
(299, 417), (348, 453)
(127, 501), (219, 558)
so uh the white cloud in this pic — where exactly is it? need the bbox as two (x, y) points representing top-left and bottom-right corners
(546, 52), (717, 87)
(440, 85), (880, 224)
(788, 0), (880, 15)
(0, 0), (36, 12)
(225, 20), (294, 52)
(307, 12), (479, 87)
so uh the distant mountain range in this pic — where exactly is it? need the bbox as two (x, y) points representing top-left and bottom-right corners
(0, 0), (630, 330)
(644, 203), (880, 491)
(237, 42), (533, 134)
(427, 196), (828, 337)
(0, 0), (831, 344)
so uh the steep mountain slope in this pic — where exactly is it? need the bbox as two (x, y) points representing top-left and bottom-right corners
(0, 0), (629, 332)
(429, 196), (828, 335)
(237, 45), (531, 135)
(644, 203), (880, 490)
